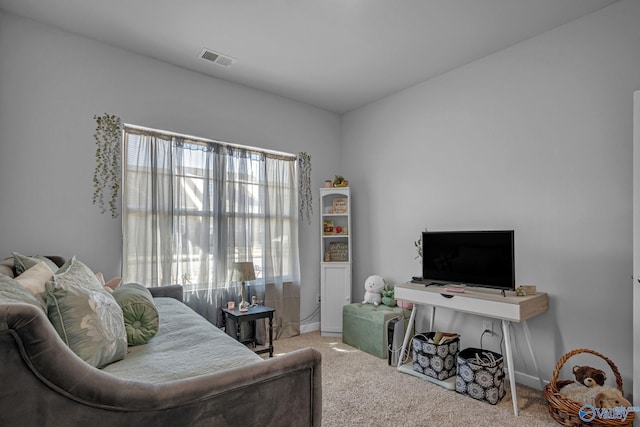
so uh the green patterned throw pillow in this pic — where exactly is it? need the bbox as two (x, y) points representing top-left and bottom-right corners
(46, 258), (127, 368)
(12, 253), (59, 276)
(50, 256), (104, 291)
(112, 283), (159, 346)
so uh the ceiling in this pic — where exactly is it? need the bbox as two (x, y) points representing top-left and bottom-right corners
(0, 0), (618, 113)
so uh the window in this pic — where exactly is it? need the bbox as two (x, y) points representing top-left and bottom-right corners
(122, 126), (299, 293)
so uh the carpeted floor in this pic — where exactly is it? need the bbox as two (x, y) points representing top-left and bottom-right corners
(264, 331), (558, 427)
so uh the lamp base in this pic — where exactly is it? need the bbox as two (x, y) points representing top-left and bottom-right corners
(239, 298), (250, 312)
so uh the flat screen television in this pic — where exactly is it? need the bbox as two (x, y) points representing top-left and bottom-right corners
(421, 230), (515, 291)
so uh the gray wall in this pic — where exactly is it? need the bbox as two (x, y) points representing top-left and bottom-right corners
(342, 0), (640, 388)
(0, 11), (339, 329)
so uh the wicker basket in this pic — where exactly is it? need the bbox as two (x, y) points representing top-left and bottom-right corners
(544, 348), (635, 427)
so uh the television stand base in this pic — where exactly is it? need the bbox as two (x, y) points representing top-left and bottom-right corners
(397, 363), (456, 390)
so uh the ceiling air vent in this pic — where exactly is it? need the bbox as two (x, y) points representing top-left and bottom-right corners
(199, 48), (236, 67)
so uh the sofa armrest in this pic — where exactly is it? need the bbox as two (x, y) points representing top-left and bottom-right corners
(147, 285), (183, 302)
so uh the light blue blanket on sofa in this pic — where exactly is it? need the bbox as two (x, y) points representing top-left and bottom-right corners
(102, 297), (262, 383)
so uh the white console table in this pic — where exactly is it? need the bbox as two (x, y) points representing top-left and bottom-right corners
(394, 282), (548, 416)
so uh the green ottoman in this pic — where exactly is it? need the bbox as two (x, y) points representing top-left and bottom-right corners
(342, 303), (408, 359)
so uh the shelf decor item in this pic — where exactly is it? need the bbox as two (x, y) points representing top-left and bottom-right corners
(323, 219), (335, 234)
(329, 242), (348, 261)
(332, 198), (348, 214)
(333, 175), (349, 188)
(544, 348), (634, 426)
(92, 113), (122, 218)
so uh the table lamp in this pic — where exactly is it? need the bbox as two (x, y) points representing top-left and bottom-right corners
(233, 262), (255, 312)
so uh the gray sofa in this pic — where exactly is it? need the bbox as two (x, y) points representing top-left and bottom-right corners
(0, 256), (322, 426)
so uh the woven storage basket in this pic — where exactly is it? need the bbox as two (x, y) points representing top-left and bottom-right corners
(544, 348), (634, 427)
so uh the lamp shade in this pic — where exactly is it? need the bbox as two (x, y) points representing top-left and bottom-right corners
(232, 262), (256, 282)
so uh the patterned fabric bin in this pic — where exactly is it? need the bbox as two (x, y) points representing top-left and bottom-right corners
(412, 332), (459, 380)
(455, 347), (506, 405)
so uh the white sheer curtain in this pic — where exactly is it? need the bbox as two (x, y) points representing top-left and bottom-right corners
(121, 126), (300, 337)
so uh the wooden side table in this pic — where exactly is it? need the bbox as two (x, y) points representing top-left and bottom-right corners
(221, 305), (275, 357)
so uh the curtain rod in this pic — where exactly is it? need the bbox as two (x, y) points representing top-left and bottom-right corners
(123, 124), (297, 161)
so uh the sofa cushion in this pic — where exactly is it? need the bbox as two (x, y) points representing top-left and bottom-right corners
(0, 258), (14, 278)
(0, 274), (46, 311)
(112, 283), (159, 346)
(12, 253), (58, 275)
(45, 258), (127, 368)
(13, 262), (54, 309)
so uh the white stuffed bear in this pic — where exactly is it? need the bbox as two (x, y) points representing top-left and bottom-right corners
(559, 383), (632, 408)
(362, 275), (385, 306)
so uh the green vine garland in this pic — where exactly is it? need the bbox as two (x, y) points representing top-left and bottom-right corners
(297, 152), (312, 224)
(414, 235), (423, 263)
(92, 113), (122, 218)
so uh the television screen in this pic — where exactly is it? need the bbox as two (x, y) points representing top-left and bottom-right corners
(421, 230), (515, 291)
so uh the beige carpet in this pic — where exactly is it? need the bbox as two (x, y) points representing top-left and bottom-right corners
(264, 331), (558, 427)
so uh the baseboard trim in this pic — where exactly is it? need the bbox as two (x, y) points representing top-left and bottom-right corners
(298, 323), (545, 391)
(300, 322), (320, 334)
(513, 370), (545, 391)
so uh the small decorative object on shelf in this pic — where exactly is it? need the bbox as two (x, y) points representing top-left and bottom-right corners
(324, 250), (331, 262)
(323, 219), (335, 234)
(324, 180), (333, 188)
(333, 175), (349, 188)
(515, 285), (536, 296)
(332, 198), (348, 214)
(329, 242), (349, 261)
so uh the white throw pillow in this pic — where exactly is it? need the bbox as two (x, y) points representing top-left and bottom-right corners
(14, 261), (54, 307)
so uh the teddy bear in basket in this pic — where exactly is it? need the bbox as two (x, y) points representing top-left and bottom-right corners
(559, 365), (631, 408)
(362, 275), (385, 306)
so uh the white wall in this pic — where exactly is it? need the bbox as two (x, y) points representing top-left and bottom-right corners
(0, 11), (340, 328)
(342, 0), (640, 389)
